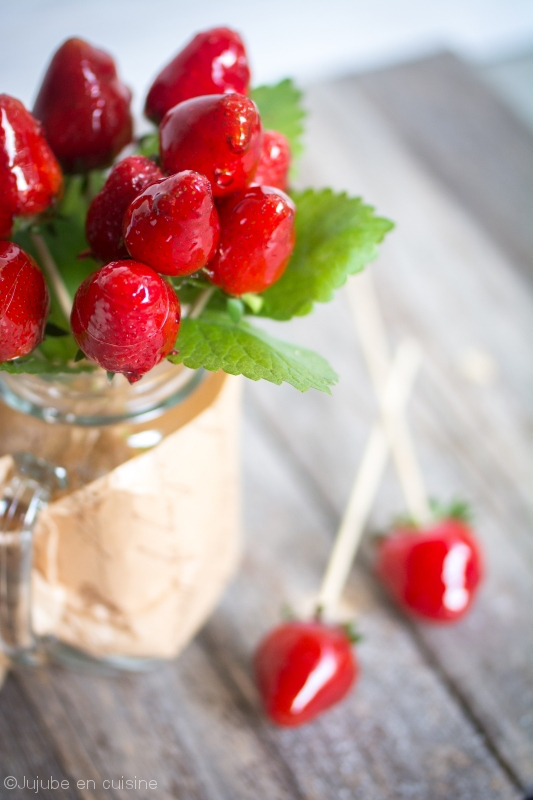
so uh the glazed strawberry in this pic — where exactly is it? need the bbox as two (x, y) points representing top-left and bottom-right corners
(33, 38), (133, 173)
(145, 27), (250, 124)
(254, 621), (358, 727)
(86, 156), (163, 262)
(160, 94), (261, 198)
(0, 242), (50, 361)
(0, 95), (63, 234)
(123, 171), (219, 277)
(253, 130), (291, 192)
(207, 185), (295, 295)
(376, 512), (483, 623)
(71, 260), (180, 383)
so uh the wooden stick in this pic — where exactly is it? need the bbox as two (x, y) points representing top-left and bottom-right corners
(316, 339), (422, 616)
(347, 271), (431, 525)
(187, 287), (215, 320)
(30, 232), (73, 321)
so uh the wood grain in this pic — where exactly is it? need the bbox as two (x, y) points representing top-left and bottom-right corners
(354, 53), (533, 280)
(0, 674), (80, 800)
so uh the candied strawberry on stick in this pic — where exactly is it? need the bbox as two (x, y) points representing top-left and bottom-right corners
(34, 38), (133, 173)
(71, 261), (181, 383)
(86, 156), (163, 263)
(145, 27), (250, 124)
(0, 94), (63, 237)
(160, 94), (261, 198)
(0, 242), (50, 362)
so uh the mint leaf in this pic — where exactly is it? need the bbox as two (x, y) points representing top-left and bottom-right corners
(168, 311), (337, 393)
(251, 79), (305, 159)
(259, 189), (394, 321)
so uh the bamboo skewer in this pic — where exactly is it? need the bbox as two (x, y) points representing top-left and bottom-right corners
(346, 271), (431, 525)
(316, 338), (422, 616)
(187, 286), (215, 319)
(30, 232), (73, 321)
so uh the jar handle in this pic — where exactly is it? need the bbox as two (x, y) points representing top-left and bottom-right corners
(0, 453), (67, 660)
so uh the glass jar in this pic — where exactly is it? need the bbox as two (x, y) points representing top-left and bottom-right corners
(0, 362), (242, 672)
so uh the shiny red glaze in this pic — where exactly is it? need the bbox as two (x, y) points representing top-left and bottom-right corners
(160, 94), (261, 198)
(254, 621), (358, 727)
(0, 207), (14, 240)
(0, 95), (63, 230)
(253, 130), (291, 192)
(123, 171), (219, 277)
(71, 260), (180, 383)
(376, 519), (483, 623)
(0, 242), (50, 361)
(145, 27), (250, 125)
(33, 38), (133, 173)
(86, 156), (163, 262)
(207, 185), (295, 295)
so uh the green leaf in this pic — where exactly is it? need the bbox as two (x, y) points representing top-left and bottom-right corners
(226, 297), (244, 324)
(14, 175), (102, 328)
(136, 132), (159, 159)
(168, 310), (337, 393)
(241, 293), (264, 313)
(429, 498), (473, 524)
(44, 322), (69, 337)
(251, 79), (306, 159)
(0, 351), (94, 375)
(39, 333), (80, 364)
(3, 174), (107, 377)
(259, 189), (394, 321)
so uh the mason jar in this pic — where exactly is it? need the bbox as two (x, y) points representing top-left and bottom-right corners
(0, 362), (241, 672)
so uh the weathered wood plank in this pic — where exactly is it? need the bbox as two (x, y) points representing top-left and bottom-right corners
(246, 74), (533, 786)
(354, 53), (533, 280)
(14, 646), (301, 800)
(0, 673), (80, 800)
(199, 408), (518, 800)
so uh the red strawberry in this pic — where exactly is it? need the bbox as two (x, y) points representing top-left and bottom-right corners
(0, 242), (50, 361)
(0, 95), (63, 235)
(71, 260), (180, 383)
(376, 505), (483, 623)
(33, 38), (133, 173)
(254, 621), (358, 727)
(86, 155), (163, 263)
(160, 93), (261, 198)
(145, 27), (250, 125)
(207, 185), (295, 295)
(123, 171), (219, 277)
(253, 130), (291, 192)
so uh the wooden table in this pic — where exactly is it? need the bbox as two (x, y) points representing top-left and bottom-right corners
(1, 53), (531, 800)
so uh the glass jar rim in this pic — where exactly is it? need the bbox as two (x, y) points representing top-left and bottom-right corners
(0, 363), (205, 426)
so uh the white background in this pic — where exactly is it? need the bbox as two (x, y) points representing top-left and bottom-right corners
(2, 0), (532, 120)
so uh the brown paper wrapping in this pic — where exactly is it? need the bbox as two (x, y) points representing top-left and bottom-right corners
(26, 372), (242, 660)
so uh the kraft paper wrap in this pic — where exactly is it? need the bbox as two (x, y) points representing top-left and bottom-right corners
(0, 372), (242, 662)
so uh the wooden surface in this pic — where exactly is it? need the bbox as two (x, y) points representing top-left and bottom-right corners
(0, 53), (531, 800)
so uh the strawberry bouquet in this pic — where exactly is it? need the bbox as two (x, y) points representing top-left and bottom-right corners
(0, 28), (392, 391)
